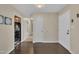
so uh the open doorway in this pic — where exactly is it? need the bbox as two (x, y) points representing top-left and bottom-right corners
(14, 16), (21, 46)
(22, 18), (33, 42)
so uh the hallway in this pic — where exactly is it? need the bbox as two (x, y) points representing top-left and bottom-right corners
(1, 4), (79, 54)
(10, 37), (70, 54)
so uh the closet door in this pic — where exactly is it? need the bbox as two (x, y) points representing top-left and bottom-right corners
(33, 16), (44, 42)
(59, 11), (70, 50)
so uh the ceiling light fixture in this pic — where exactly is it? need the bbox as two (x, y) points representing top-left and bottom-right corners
(35, 4), (45, 8)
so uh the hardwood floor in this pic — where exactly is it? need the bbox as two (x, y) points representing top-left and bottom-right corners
(10, 41), (33, 54)
(10, 41), (70, 54)
(34, 43), (70, 54)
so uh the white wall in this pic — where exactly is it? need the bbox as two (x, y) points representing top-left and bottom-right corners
(0, 5), (22, 54)
(32, 13), (58, 43)
(59, 4), (79, 54)
(70, 5), (79, 54)
(59, 10), (71, 51)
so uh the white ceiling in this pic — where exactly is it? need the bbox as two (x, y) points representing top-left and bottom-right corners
(12, 4), (67, 17)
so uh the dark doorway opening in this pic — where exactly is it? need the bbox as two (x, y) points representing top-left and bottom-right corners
(14, 16), (21, 46)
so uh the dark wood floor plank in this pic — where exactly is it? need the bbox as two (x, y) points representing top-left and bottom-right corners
(10, 41), (70, 54)
(33, 43), (70, 54)
(10, 41), (33, 54)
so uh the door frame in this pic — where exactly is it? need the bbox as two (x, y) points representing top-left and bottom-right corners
(14, 15), (21, 44)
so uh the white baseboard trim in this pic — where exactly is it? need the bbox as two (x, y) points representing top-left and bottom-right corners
(33, 41), (58, 43)
(58, 42), (73, 54)
(7, 47), (14, 54)
(21, 36), (29, 42)
(21, 37), (28, 42)
(68, 50), (73, 54)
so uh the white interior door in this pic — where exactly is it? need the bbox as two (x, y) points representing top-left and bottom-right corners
(33, 16), (44, 42)
(59, 11), (70, 50)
